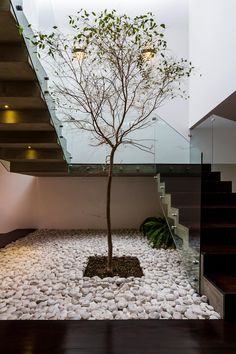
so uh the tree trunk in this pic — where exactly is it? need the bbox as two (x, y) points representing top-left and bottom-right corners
(106, 148), (116, 274)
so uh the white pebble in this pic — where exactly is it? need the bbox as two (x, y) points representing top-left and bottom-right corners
(0, 230), (220, 321)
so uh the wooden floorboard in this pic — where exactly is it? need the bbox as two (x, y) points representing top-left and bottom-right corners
(0, 320), (236, 354)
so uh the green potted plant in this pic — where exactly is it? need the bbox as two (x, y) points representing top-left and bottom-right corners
(140, 216), (176, 249)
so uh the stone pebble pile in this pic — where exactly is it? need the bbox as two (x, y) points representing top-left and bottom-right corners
(0, 230), (220, 320)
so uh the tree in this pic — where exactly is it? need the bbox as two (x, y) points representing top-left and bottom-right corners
(29, 9), (193, 274)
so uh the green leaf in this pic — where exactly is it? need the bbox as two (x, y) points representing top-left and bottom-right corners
(140, 217), (175, 249)
(16, 24), (24, 36)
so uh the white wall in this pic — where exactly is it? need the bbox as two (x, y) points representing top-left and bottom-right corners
(35, 176), (160, 229)
(212, 165), (236, 193)
(0, 162), (160, 231)
(189, 0), (236, 127)
(0, 163), (36, 233)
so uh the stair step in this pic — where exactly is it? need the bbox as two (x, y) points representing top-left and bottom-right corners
(171, 192), (201, 206)
(0, 148), (64, 162)
(178, 206), (200, 222)
(205, 273), (236, 294)
(202, 244), (236, 254)
(0, 11), (21, 43)
(0, 0), (10, 11)
(202, 222), (236, 229)
(0, 81), (46, 109)
(0, 131), (58, 144)
(202, 206), (236, 222)
(0, 97), (46, 110)
(201, 164), (211, 172)
(0, 62), (36, 81)
(177, 221), (201, 235)
(202, 171), (221, 181)
(0, 109), (53, 131)
(0, 81), (40, 97)
(11, 161), (68, 173)
(203, 205), (236, 209)
(0, 43), (27, 61)
(202, 193), (236, 205)
(201, 223), (236, 244)
(0, 43), (37, 81)
(202, 181), (232, 193)
(163, 177), (201, 193)
(204, 254), (236, 274)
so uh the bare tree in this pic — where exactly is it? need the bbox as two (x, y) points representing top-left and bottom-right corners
(30, 9), (193, 274)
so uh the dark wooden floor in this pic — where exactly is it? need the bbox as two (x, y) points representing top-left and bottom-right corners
(1, 320), (236, 354)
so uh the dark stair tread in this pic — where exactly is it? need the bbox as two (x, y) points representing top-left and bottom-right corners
(203, 182), (232, 191)
(203, 180), (231, 184)
(205, 273), (236, 294)
(180, 221), (200, 227)
(203, 205), (236, 209)
(201, 164), (212, 172)
(172, 191), (236, 196)
(203, 192), (233, 194)
(177, 204), (236, 210)
(202, 244), (236, 254)
(178, 221), (201, 231)
(202, 222), (236, 228)
(202, 171), (221, 180)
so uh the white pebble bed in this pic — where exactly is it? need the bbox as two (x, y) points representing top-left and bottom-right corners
(0, 230), (220, 320)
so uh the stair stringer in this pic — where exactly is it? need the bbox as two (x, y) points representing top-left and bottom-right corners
(155, 174), (189, 249)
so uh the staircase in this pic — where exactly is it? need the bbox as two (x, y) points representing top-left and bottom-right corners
(0, 0), (69, 176)
(162, 164), (236, 319)
(201, 165), (236, 320)
(158, 165), (201, 291)
(159, 165), (201, 251)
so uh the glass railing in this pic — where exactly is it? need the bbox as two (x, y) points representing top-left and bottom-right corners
(67, 115), (202, 175)
(62, 115), (191, 166)
(190, 114), (236, 191)
(190, 114), (236, 165)
(10, 0), (71, 163)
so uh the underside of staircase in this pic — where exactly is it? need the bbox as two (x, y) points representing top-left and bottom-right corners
(0, 0), (69, 176)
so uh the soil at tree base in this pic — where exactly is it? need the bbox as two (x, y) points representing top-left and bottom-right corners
(84, 256), (144, 278)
